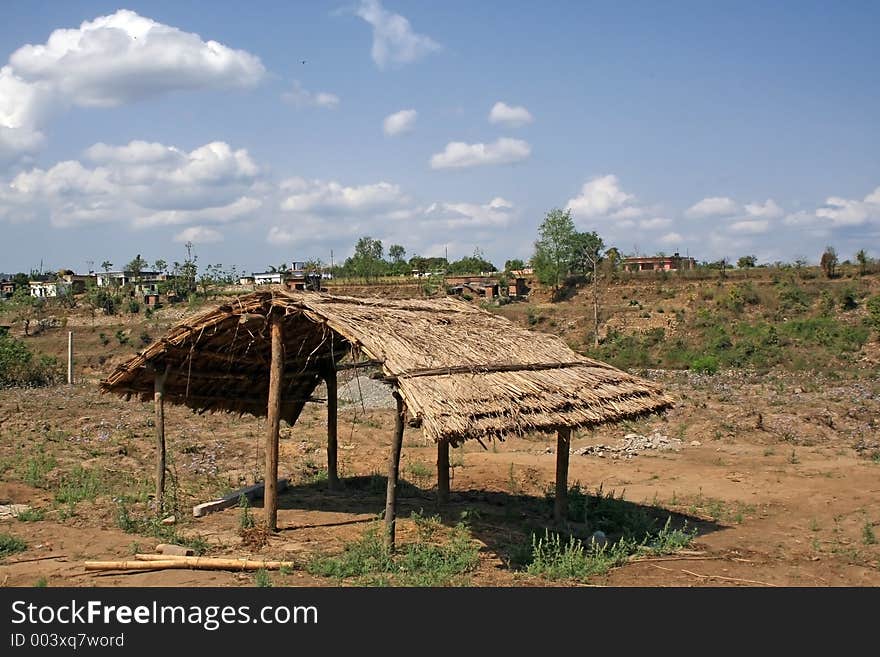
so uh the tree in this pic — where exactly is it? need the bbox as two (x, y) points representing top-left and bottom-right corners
(856, 249), (869, 276)
(532, 208), (576, 290)
(447, 248), (496, 275)
(388, 244), (406, 263)
(820, 246), (838, 279)
(125, 254), (148, 278)
(346, 236), (385, 281)
(504, 259), (526, 273)
(11, 272), (28, 289)
(100, 261), (113, 273)
(569, 231), (604, 277)
(154, 259), (167, 274)
(737, 255), (757, 269)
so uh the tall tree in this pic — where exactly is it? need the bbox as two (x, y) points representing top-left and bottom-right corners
(504, 259), (526, 273)
(855, 249), (869, 276)
(737, 255), (757, 268)
(100, 261), (113, 273)
(388, 244), (406, 263)
(820, 246), (838, 279)
(532, 208), (576, 290)
(125, 254), (148, 278)
(348, 236), (385, 281)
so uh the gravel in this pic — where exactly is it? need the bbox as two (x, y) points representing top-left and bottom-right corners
(572, 431), (682, 459)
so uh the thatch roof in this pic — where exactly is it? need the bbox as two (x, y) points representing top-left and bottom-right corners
(101, 291), (673, 445)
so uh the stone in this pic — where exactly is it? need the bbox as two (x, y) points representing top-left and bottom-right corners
(690, 440), (702, 446)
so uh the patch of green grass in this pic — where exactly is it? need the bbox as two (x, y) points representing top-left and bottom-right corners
(15, 507), (44, 522)
(526, 517), (696, 582)
(34, 577), (48, 587)
(54, 466), (103, 507)
(405, 460), (432, 486)
(254, 569), (272, 588)
(114, 501), (208, 555)
(863, 521), (876, 546)
(20, 451), (56, 489)
(809, 518), (820, 532)
(307, 513), (480, 586)
(0, 533), (27, 558)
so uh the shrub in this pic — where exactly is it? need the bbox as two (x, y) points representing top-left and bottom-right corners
(127, 300), (141, 314)
(690, 355), (719, 374)
(0, 533), (27, 558)
(867, 295), (880, 335)
(0, 335), (62, 387)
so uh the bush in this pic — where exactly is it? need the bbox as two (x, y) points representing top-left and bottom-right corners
(0, 533), (27, 558)
(690, 355), (720, 374)
(867, 295), (880, 335)
(0, 335), (62, 387)
(127, 299), (141, 314)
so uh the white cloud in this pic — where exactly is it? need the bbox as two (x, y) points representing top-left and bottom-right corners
(0, 139), (261, 228)
(355, 0), (441, 70)
(0, 10), (264, 163)
(566, 174), (636, 219)
(383, 109), (417, 136)
(610, 206), (644, 220)
(639, 217), (672, 230)
(422, 197), (515, 229)
(815, 188), (880, 226)
(280, 178), (409, 214)
(281, 81), (340, 109)
(729, 219), (770, 234)
(488, 102), (533, 127)
(744, 199), (784, 219)
(174, 226), (224, 243)
(658, 232), (684, 245)
(430, 138), (530, 169)
(685, 196), (739, 218)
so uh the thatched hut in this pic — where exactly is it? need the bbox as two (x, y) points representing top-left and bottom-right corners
(101, 291), (673, 546)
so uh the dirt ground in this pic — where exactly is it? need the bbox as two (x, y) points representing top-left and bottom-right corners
(2, 352), (879, 587)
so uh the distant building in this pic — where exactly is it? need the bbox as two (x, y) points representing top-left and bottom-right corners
(29, 280), (70, 298)
(96, 270), (164, 288)
(1, 279), (15, 299)
(621, 253), (696, 273)
(509, 267), (534, 278)
(253, 272), (285, 286)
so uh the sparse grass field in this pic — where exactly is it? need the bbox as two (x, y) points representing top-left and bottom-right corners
(0, 268), (878, 586)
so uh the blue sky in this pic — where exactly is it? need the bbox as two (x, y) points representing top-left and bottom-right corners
(1, 1), (878, 274)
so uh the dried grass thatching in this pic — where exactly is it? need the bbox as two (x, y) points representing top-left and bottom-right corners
(101, 291), (673, 444)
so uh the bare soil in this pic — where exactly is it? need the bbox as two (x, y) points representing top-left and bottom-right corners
(1, 283), (879, 587)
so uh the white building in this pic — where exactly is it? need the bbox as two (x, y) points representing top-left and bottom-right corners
(252, 272), (285, 285)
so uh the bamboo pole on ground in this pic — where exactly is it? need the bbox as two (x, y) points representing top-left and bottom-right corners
(85, 556), (294, 572)
(67, 331), (73, 384)
(265, 315), (284, 531)
(437, 440), (449, 504)
(554, 427), (571, 524)
(154, 365), (169, 510)
(324, 365), (339, 490)
(384, 391), (405, 550)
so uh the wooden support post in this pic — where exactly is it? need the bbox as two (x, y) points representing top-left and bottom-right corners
(325, 366), (339, 490)
(154, 365), (169, 510)
(67, 331), (73, 385)
(437, 440), (449, 504)
(265, 315), (284, 532)
(554, 427), (571, 524)
(384, 391), (405, 550)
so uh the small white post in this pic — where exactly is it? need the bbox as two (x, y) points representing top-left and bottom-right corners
(67, 331), (73, 385)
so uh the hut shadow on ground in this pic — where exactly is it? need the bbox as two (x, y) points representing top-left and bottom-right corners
(273, 474), (724, 569)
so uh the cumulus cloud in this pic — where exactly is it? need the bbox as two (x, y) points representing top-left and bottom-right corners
(174, 226), (224, 243)
(815, 187), (880, 226)
(0, 139), (261, 228)
(744, 199), (784, 219)
(729, 219), (770, 234)
(281, 81), (340, 109)
(566, 174), (636, 219)
(658, 232), (684, 245)
(383, 109), (417, 136)
(488, 102), (533, 127)
(355, 0), (441, 69)
(685, 196), (739, 218)
(0, 9), (264, 163)
(279, 178), (408, 214)
(639, 217), (672, 230)
(422, 197), (515, 229)
(430, 138), (530, 169)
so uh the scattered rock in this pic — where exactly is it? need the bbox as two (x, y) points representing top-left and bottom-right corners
(690, 440), (702, 447)
(161, 515), (176, 525)
(573, 431), (683, 458)
(0, 504), (30, 519)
